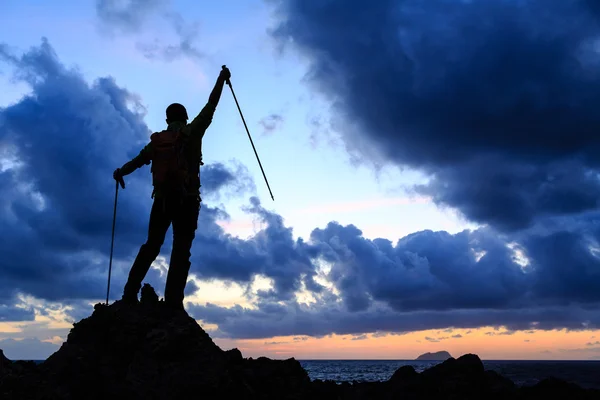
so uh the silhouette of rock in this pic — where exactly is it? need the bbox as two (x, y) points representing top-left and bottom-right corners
(0, 285), (311, 399)
(1, 285), (599, 399)
(416, 350), (452, 360)
(140, 282), (159, 305)
(390, 365), (418, 383)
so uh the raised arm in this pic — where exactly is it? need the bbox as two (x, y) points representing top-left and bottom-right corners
(188, 67), (231, 137)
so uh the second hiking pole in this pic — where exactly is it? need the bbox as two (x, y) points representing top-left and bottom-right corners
(222, 65), (275, 201)
(106, 177), (125, 304)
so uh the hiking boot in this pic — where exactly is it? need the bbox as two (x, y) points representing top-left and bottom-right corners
(165, 300), (184, 311)
(121, 291), (139, 305)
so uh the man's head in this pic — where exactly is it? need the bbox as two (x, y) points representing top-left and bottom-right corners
(166, 103), (188, 124)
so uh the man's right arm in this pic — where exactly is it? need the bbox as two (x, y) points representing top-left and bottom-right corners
(114, 143), (152, 182)
(188, 68), (231, 137)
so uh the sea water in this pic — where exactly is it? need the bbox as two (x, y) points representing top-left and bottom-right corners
(298, 360), (600, 389)
(23, 359), (600, 389)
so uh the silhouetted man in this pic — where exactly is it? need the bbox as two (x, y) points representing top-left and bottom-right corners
(113, 66), (231, 310)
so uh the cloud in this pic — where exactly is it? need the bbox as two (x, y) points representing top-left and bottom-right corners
(4, 34), (600, 351)
(0, 304), (35, 322)
(452, 334), (462, 339)
(485, 330), (516, 336)
(187, 215), (600, 339)
(0, 338), (59, 360)
(351, 334), (367, 341)
(268, 0), (600, 232)
(0, 38), (154, 306)
(258, 114), (284, 135)
(96, 0), (205, 61)
(95, 0), (168, 33)
(424, 336), (439, 343)
(587, 341), (600, 346)
(200, 161), (257, 201)
(190, 300), (600, 340)
(135, 12), (205, 62)
(0, 39), (257, 315)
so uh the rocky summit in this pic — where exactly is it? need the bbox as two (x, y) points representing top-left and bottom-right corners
(1, 285), (599, 400)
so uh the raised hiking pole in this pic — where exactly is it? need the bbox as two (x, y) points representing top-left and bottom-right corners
(106, 176), (125, 304)
(222, 65), (275, 201)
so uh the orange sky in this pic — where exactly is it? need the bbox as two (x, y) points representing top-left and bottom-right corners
(2, 307), (600, 360)
(211, 327), (600, 360)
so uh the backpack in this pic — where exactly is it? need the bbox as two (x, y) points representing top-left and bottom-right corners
(150, 129), (189, 195)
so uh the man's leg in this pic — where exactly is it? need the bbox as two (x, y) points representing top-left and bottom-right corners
(123, 197), (171, 301)
(164, 195), (200, 309)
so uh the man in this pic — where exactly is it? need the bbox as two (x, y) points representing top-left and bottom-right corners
(113, 66), (231, 310)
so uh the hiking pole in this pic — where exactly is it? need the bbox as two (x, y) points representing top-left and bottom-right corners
(222, 65), (275, 201)
(106, 176), (125, 304)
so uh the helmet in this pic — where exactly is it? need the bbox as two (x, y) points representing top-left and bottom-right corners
(166, 103), (188, 122)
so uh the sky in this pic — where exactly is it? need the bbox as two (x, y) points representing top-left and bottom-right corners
(1, 0), (600, 361)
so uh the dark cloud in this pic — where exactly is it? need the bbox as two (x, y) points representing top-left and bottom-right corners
(268, 0), (600, 231)
(0, 39), (256, 312)
(200, 162), (257, 201)
(188, 214), (600, 339)
(452, 334), (462, 339)
(0, 305), (35, 322)
(258, 114), (284, 135)
(424, 336), (439, 343)
(5, 27), (600, 349)
(308, 223), (534, 313)
(189, 197), (325, 302)
(0, 38), (153, 304)
(190, 300), (600, 340)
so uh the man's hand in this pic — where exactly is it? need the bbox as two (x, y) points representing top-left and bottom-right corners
(220, 65), (231, 82)
(113, 168), (126, 189)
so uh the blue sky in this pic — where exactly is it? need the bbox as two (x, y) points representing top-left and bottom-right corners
(2, 0), (600, 361)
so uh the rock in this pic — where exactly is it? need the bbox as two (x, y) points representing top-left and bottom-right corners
(0, 349), (11, 376)
(520, 377), (599, 400)
(224, 348), (243, 364)
(140, 283), (159, 305)
(0, 285), (315, 400)
(1, 285), (599, 399)
(389, 365), (418, 383)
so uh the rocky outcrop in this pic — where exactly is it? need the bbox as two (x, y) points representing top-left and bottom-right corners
(415, 350), (452, 360)
(1, 284), (598, 400)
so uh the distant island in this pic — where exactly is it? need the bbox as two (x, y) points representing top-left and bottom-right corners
(415, 351), (452, 360)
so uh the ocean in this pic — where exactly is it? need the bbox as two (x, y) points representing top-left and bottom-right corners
(298, 360), (600, 389)
(22, 359), (600, 389)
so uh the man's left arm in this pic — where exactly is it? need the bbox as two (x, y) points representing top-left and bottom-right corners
(188, 67), (230, 138)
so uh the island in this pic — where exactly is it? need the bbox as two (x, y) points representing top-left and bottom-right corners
(416, 351), (452, 360)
